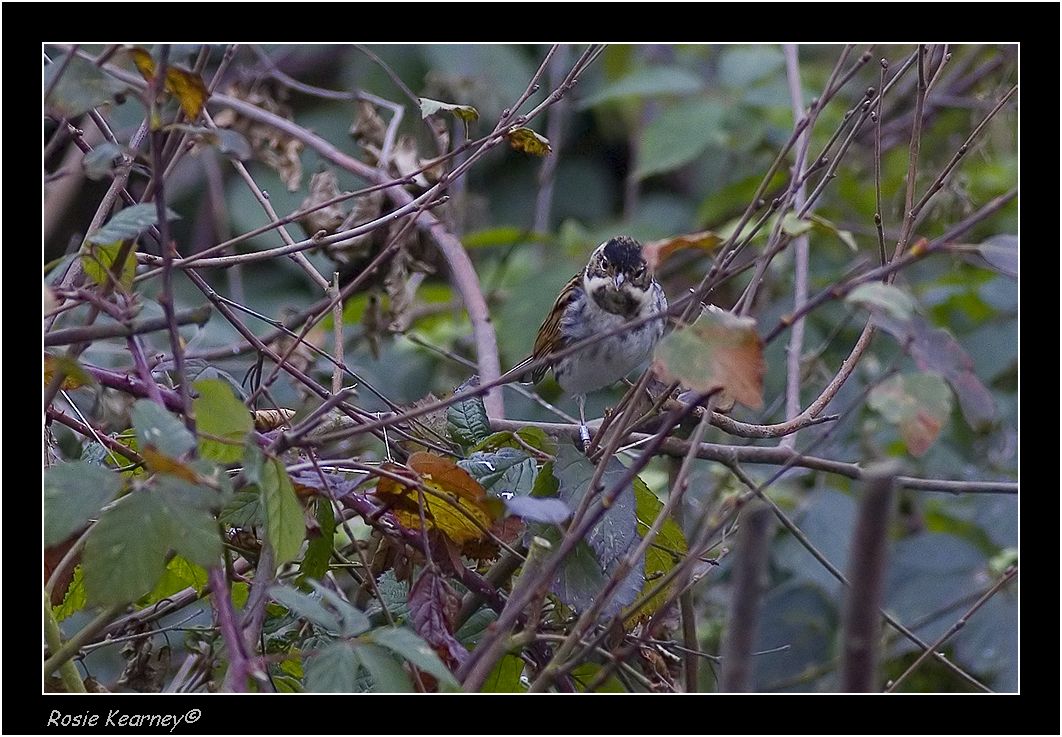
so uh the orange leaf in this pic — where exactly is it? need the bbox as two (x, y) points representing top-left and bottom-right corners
(374, 452), (496, 545)
(141, 447), (200, 482)
(653, 307), (764, 409)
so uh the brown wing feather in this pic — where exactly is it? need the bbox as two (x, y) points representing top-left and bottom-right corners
(529, 272), (583, 383)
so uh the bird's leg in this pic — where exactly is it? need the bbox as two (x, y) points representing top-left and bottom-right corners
(576, 394), (591, 452)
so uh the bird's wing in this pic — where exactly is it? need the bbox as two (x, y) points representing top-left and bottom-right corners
(528, 272), (583, 383)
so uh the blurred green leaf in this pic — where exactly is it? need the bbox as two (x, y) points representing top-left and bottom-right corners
(977, 234), (1017, 278)
(634, 99), (725, 179)
(45, 53), (131, 118)
(579, 66), (703, 108)
(718, 46), (785, 89)
(847, 282), (917, 322)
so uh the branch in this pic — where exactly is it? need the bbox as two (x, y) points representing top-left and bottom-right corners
(43, 305), (211, 347)
(489, 418), (1017, 495)
(719, 503), (773, 692)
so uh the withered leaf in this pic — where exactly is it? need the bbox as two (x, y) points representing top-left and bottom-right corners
(298, 169), (348, 238)
(653, 307), (764, 409)
(127, 46), (209, 120)
(643, 229), (722, 271)
(505, 127), (552, 157)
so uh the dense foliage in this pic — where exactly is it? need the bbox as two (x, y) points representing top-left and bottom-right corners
(43, 43), (1017, 694)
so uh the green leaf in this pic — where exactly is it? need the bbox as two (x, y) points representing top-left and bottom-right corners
(462, 227), (551, 249)
(86, 203), (178, 245)
(131, 399), (195, 458)
(299, 500), (336, 581)
(220, 490), (262, 527)
(718, 46), (785, 89)
(52, 565), (86, 622)
(457, 447), (530, 489)
(653, 307), (765, 409)
(353, 644), (413, 692)
(868, 372), (953, 456)
(480, 653), (526, 692)
(446, 380), (491, 449)
(45, 53), (131, 118)
(470, 426), (555, 455)
(82, 142), (124, 181)
(261, 458), (305, 565)
(139, 556), (208, 606)
(154, 477), (223, 568)
(579, 66), (703, 109)
(530, 461), (559, 498)
(570, 662), (627, 692)
(847, 282), (917, 322)
(504, 496), (571, 524)
(553, 446), (637, 568)
(83, 491), (172, 605)
(781, 212), (814, 237)
(634, 99), (725, 179)
(629, 478), (688, 621)
(193, 379), (252, 463)
(418, 97), (479, 122)
(978, 234), (1018, 278)
(368, 627), (460, 690)
(44, 461), (123, 546)
(269, 584), (342, 633)
(307, 580), (370, 637)
(810, 214), (858, 251)
(81, 241), (136, 291)
(304, 641), (360, 693)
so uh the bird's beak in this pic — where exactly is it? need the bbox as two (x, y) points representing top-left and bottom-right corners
(613, 273), (626, 289)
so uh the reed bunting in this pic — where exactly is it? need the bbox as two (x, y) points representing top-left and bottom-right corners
(515, 236), (668, 448)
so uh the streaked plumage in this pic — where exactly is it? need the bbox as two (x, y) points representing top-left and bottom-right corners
(516, 237), (667, 440)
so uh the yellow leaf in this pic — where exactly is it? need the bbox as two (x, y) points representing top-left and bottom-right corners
(374, 452), (495, 545)
(128, 46), (209, 119)
(505, 127), (552, 157)
(643, 230), (723, 271)
(44, 353), (92, 390)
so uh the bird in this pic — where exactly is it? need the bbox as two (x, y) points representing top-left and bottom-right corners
(513, 236), (668, 449)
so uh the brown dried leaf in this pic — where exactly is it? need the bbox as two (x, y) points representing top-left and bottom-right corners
(350, 100), (388, 160)
(298, 169), (348, 238)
(214, 82), (303, 191)
(643, 229), (723, 271)
(653, 307), (765, 409)
(392, 135), (429, 188)
(253, 408), (296, 432)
